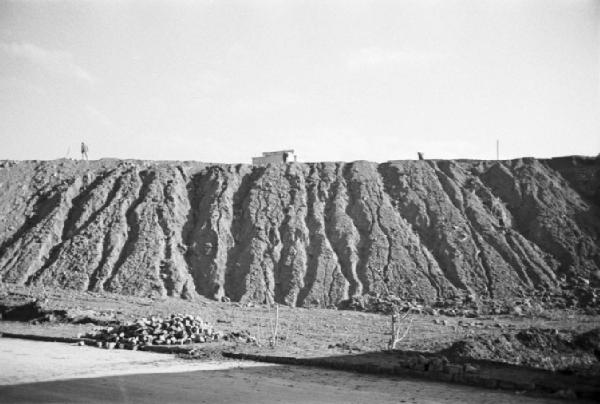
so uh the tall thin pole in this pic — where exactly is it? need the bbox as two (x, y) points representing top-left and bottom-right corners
(496, 140), (499, 160)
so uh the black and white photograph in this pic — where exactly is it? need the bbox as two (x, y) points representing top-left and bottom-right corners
(0, 0), (599, 403)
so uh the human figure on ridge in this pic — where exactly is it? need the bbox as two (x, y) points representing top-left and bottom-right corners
(81, 142), (89, 160)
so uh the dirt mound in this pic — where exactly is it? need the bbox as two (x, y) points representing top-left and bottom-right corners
(0, 298), (119, 325)
(0, 157), (599, 308)
(574, 328), (600, 357)
(0, 300), (59, 322)
(441, 327), (600, 373)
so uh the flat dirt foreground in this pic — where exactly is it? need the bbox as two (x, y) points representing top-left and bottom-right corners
(0, 339), (568, 404)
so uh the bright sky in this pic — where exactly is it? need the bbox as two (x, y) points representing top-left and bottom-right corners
(0, 0), (598, 163)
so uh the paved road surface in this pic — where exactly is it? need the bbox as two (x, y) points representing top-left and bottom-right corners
(0, 338), (564, 403)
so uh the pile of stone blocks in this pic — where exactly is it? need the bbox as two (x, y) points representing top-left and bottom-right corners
(86, 314), (252, 349)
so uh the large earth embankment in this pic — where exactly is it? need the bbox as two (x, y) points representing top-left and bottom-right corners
(0, 157), (598, 308)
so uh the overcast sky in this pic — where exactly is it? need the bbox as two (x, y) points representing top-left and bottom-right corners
(0, 0), (598, 163)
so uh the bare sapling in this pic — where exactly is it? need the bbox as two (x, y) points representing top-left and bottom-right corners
(388, 308), (414, 350)
(267, 303), (280, 348)
(40, 284), (48, 301)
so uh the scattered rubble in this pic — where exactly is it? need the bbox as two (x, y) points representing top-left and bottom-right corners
(338, 294), (424, 314)
(381, 352), (481, 381)
(440, 327), (600, 374)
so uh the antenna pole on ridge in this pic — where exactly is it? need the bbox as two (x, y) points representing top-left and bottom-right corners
(496, 140), (499, 160)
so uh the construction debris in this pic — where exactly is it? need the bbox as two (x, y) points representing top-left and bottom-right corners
(339, 294), (424, 314)
(85, 314), (254, 349)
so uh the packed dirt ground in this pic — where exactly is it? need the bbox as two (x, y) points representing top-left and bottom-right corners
(1, 285), (599, 400)
(2, 339), (572, 404)
(2, 285), (598, 358)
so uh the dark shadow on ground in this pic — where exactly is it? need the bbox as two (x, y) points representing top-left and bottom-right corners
(0, 364), (572, 404)
(222, 349), (600, 401)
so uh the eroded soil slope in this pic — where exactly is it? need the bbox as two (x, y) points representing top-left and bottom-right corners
(0, 157), (598, 307)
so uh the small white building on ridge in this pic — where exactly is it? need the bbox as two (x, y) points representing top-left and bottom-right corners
(252, 150), (297, 165)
